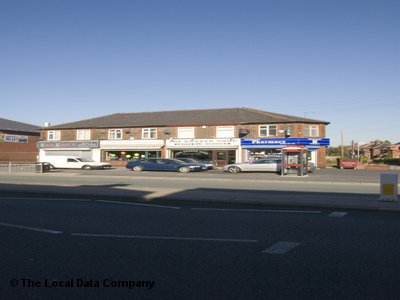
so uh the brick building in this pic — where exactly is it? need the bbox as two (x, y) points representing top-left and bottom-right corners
(0, 118), (40, 162)
(38, 107), (330, 167)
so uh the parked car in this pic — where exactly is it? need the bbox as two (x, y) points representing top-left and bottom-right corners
(41, 156), (112, 170)
(177, 158), (214, 169)
(126, 158), (204, 173)
(223, 158), (285, 174)
(308, 162), (317, 173)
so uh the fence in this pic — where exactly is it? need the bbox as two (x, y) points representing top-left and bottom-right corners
(0, 162), (50, 173)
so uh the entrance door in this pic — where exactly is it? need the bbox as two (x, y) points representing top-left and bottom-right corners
(214, 150), (236, 167)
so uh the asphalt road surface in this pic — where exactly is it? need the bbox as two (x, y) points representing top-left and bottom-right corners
(1, 195), (400, 300)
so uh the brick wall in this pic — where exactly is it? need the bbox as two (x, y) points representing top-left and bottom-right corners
(0, 130), (40, 162)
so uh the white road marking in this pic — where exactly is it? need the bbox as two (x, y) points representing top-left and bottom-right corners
(191, 208), (321, 214)
(262, 241), (301, 254)
(0, 197), (91, 202)
(71, 233), (258, 243)
(328, 212), (348, 218)
(0, 222), (63, 234)
(95, 199), (181, 209)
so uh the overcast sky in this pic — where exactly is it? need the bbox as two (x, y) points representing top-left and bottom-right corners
(1, 0), (399, 146)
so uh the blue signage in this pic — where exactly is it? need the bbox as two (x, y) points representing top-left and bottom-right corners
(241, 138), (330, 148)
(0, 134), (28, 143)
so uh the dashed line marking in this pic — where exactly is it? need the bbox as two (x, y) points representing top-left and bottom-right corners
(262, 241), (301, 254)
(328, 212), (348, 218)
(0, 222), (63, 234)
(71, 233), (258, 243)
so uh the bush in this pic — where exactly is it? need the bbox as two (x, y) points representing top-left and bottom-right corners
(372, 158), (400, 166)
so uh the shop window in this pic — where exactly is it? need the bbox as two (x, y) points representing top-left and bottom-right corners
(142, 128), (157, 139)
(109, 129), (122, 140)
(304, 125), (319, 137)
(216, 126), (234, 138)
(77, 129), (91, 140)
(178, 127), (195, 138)
(48, 130), (60, 141)
(259, 125), (277, 137)
(105, 151), (160, 161)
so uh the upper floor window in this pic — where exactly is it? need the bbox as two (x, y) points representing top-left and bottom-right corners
(304, 125), (319, 137)
(47, 130), (60, 141)
(216, 126), (234, 138)
(76, 129), (91, 140)
(178, 127), (195, 138)
(259, 125), (277, 137)
(108, 129), (122, 140)
(142, 128), (157, 139)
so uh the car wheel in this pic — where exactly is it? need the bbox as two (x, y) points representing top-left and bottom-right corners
(82, 165), (92, 170)
(228, 166), (241, 173)
(132, 166), (143, 172)
(49, 164), (55, 170)
(178, 166), (190, 173)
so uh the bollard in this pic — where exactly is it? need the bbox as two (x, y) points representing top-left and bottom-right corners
(379, 173), (398, 202)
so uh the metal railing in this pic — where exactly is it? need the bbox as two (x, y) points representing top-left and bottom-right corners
(0, 162), (50, 173)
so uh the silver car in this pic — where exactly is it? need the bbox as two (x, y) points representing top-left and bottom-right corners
(223, 158), (283, 174)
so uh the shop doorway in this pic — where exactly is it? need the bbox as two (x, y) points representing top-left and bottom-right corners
(214, 150), (236, 167)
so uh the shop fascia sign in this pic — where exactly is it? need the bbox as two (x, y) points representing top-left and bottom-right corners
(100, 139), (164, 149)
(38, 140), (100, 149)
(241, 138), (330, 147)
(0, 134), (28, 143)
(166, 138), (240, 148)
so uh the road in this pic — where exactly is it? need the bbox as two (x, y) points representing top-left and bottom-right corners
(1, 195), (400, 300)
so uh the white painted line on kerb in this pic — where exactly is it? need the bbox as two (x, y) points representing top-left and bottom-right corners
(95, 200), (181, 210)
(328, 212), (348, 218)
(71, 233), (258, 243)
(262, 241), (301, 254)
(191, 208), (321, 214)
(0, 222), (63, 234)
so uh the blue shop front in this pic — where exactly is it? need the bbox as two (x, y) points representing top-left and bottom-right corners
(241, 138), (330, 168)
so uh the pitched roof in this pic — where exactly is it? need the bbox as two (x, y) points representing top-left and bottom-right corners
(0, 118), (40, 133)
(46, 107), (330, 129)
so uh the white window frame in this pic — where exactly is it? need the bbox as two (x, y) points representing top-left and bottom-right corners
(76, 129), (91, 140)
(142, 128), (157, 139)
(47, 130), (61, 141)
(178, 127), (195, 139)
(216, 126), (234, 138)
(108, 129), (123, 140)
(259, 125), (277, 137)
(304, 125), (319, 137)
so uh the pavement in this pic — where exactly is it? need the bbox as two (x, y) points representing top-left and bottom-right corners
(0, 168), (399, 212)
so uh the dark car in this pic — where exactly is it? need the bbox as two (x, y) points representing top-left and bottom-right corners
(177, 158), (213, 170)
(126, 158), (204, 173)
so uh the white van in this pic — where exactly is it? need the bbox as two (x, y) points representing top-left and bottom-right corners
(42, 156), (112, 170)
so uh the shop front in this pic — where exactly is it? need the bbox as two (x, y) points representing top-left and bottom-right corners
(100, 140), (164, 166)
(166, 138), (241, 167)
(38, 140), (101, 162)
(241, 138), (330, 167)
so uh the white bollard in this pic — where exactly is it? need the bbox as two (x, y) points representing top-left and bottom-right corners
(379, 173), (399, 202)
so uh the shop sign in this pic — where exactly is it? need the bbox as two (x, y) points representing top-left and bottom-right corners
(38, 140), (100, 149)
(241, 138), (330, 147)
(100, 140), (164, 149)
(166, 138), (240, 148)
(0, 134), (28, 143)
